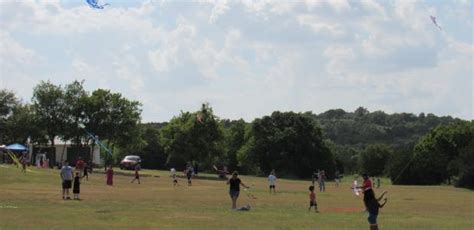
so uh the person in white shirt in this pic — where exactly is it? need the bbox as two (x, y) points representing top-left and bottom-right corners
(268, 170), (277, 194)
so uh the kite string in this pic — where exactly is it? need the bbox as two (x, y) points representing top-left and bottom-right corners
(392, 153), (418, 185)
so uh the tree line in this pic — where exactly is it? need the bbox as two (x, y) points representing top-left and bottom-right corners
(1, 80), (472, 188)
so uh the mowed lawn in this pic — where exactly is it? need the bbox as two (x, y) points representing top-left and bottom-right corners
(0, 165), (473, 230)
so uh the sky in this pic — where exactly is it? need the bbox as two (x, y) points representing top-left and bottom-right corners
(0, 0), (472, 122)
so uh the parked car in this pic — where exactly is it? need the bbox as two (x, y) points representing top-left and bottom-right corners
(120, 155), (141, 170)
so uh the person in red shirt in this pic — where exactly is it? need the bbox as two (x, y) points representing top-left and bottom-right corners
(308, 185), (319, 213)
(362, 173), (373, 192)
(76, 157), (85, 177)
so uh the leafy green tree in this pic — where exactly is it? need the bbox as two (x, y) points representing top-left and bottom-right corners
(390, 121), (473, 185)
(247, 111), (334, 178)
(161, 103), (224, 170)
(135, 124), (167, 169)
(61, 80), (89, 145)
(32, 81), (66, 146)
(359, 144), (393, 176)
(0, 89), (19, 144)
(223, 119), (247, 170)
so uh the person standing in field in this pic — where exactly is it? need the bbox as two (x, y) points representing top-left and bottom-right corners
(171, 168), (178, 187)
(364, 190), (388, 230)
(319, 170), (326, 192)
(376, 178), (380, 189)
(60, 160), (74, 200)
(268, 170), (277, 194)
(186, 165), (193, 186)
(73, 171), (81, 200)
(131, 164), (141, 184)
(227, 171), (249, 210)
(106, 165), (114, 186)
(311, 171), (318, 185)
(308, 185), (318, 212)
(76, 157), (85, 177)
(82, 162), (89, 181)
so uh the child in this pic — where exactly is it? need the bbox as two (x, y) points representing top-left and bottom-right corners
(308, 185), (318, 212)
(131, 164), (141, 184)
(82, 162), (89, 181)
(106, 165), (114, 186)
(364, 190), (388, 230)
(186, 166), (193, 186)
(171, 168), (178, 187)
(268, 170), (277, 194)
(73, 171), (81, 200)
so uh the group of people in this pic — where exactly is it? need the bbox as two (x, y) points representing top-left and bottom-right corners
(59, 160), (387, 229)
(59, 160), (82, 200)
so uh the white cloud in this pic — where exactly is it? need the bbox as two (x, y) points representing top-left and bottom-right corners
(0, 0), (472, 121)
(297, 14), (345, 37)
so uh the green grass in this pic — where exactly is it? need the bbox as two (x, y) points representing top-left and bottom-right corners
(0, 164), (473, 230)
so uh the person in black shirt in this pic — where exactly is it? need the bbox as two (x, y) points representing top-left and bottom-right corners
(227, 171), (249, 210)
(364, 190), (388, 230)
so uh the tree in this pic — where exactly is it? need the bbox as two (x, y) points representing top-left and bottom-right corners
(390, 121), (473, 185)
(32, 81), (66, 146)
(61, 80), (89, 145)
(246, 111), (335, 178)
(3, 104), (38, 144)
(135, 124), (167, 169)
(160, 103), (224, 170)
(359, 144), (393, 176)
(454, 140), (474, 188)
(223, 119), (247, 170)
(0, 89), (19, 144)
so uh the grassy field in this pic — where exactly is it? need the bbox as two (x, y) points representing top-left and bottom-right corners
(0, 164), (473, 230)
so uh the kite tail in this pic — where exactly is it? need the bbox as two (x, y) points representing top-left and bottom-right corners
(6, 150), (22, 168)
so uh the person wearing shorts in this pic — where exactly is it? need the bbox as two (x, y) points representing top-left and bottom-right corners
(60, 161), (74, 200)
(227, 171), (249, 210)
(268, 170), (277, 194)
(364, 190), (388, 230)
(308, 185), (318, 212)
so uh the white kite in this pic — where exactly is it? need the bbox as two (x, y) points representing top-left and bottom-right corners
(352, 180), (361, 196)
(430, 15), (442, 30)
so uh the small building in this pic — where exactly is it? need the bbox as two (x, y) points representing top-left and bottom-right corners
(27, 138), (102, 167)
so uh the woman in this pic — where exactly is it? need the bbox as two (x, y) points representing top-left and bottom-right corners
(227, 171), (249, 209)
(106, 165), (114, 186)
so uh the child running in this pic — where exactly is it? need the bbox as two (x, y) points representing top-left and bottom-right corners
(268, 170), (277, 194)
(73, 171), (81, 200)
(308, 185), (318, 212)
(131, 164), (141, 184)
(364, 189), (388, 230)
(227, 171), (249, 210)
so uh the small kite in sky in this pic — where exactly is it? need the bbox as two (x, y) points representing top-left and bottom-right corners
(430, 15), (442, 30)
(86, 0), (109, 9)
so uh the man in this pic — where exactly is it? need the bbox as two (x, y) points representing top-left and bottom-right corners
(60, 161), (74, 200)
(319, 170), (326, 192)
(268, 170), (277, 194)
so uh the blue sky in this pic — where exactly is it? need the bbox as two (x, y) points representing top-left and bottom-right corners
(0, 0), (472, 122)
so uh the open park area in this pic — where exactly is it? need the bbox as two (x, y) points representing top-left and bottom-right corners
(0, 165), (472, 230)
